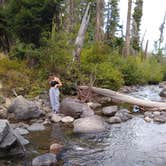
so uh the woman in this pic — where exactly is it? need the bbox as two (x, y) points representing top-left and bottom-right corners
(49, 76), (62, 113)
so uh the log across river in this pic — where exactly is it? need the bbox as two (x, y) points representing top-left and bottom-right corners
(79, 86), (166, 111)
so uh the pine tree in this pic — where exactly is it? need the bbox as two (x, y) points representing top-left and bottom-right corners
(132, 0), (143, 52)
(105, 0), (121, 48)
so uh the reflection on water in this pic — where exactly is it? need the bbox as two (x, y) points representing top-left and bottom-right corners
(1, 85), (166, 166)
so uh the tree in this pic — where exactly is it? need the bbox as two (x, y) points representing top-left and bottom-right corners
(123, 0), (132, 57)
(132, 0), (143, 52)
(105, 0), (122, 49)
(95, 0), (104, 42)
(0, 7), (10, 53)
(6, 0), (63, 46)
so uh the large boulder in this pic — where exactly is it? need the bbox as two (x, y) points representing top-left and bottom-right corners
(32, 153), (57, 166)
(8, 96), (42, 120)
(73, 115), (107, 133)
(60, 98), (94, 118)
(0, 120), (29, 157)
(102, 105), (118, 116)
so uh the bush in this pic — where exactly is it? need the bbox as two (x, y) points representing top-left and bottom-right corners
(0, 58), (32, 95)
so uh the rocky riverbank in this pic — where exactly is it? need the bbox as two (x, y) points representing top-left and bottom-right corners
(1, 83), (166, 165)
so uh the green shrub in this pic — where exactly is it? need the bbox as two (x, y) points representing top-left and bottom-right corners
(0, 58), (32, 95)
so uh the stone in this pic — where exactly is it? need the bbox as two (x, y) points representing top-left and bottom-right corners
(61, 116), (74, 123)
(0, 95), (5, 104)
(60, 98), (94, 118)
(154, 115), (166, 123)
(115, 109), (132, 122)
(51, 114), (62, 123)
(50, 143), (64, 154)
(0, 109), (7, 118)
(87, 102), (102, 110)
(144, 116), (152, 122)
(0, 120), (28, 157)
(5, 98), (12, 108)
(144, 111), (154, 118)
(32, 153), (57, 166)
(102, 106), (118, 116)
(159, 88), (166, 97)
(73, 115), (107, 133)
(43, 119), (51, 125)
(153, 111), (160, 117)
(8, 96), (42, 120)
(14, 128), (29, 135)
(107, 116), (122, 124)
(27, 123), (45, 131)
(159, 81), (166, 88)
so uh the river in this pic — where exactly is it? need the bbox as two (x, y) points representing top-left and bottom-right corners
(1, 85), (166, 166)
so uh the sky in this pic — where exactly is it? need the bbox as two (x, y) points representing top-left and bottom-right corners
(119, 0), (166, 52)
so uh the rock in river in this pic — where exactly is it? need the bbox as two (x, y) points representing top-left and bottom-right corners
(60, 98), (94, 118)
(0, 119), (29, 158)
(32, 153), (57, 166)
(73, 115), (107, 133)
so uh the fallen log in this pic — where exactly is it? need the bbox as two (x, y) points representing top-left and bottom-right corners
(79, 86), (166, 111)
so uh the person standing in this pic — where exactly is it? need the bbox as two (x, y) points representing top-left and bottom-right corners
(49, 76), (62, 113)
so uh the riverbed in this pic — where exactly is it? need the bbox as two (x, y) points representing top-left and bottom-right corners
(1, 85), (166, 166)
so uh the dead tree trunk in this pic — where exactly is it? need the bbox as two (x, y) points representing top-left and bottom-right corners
(79, 86), (166, 111)
(144, 40), (149, 60)
(72, 2), (91, 62)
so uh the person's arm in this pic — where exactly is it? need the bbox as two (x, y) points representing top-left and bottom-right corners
(54, 77), (62, 87)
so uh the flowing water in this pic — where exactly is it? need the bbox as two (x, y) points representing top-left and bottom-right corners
(1, 85), (166, 166)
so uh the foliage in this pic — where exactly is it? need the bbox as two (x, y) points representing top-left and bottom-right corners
(0, 58), (32, 95)
(6, 0), (63, 46)
(132, 0), (143, 51)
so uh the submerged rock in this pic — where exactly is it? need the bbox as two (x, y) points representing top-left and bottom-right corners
(8, 96), (42, 120)
(32, 153), (57, 166)
(73, 115), (106, 133)
(27, 123), (45, 131)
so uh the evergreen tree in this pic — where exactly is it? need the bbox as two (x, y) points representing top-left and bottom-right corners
(105, 0), (123, 49)
(6, 0), (63, 46)
(132, 0), (143, 51)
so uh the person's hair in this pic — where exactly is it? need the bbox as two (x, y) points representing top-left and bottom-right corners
(50, 80), (59, 87)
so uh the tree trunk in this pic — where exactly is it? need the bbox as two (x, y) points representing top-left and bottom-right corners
(95, 0), (104, 42)
(72, 2), (91, 62)
(123, 0), (132, 57)
(79, 86), (166, 111)
(66, 0), (75, 32)
(144, 40), (149, 60)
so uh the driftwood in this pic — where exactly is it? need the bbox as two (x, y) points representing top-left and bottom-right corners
(79, 86), (166, 111)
